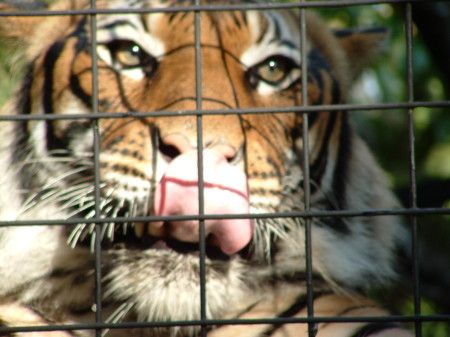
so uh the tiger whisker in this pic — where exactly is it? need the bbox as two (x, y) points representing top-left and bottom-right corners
(42, 168), (93, 190)
(67, 223), (89, 248)
(17, 154), (92, 166)
(102, 302), (136, 337)
(18, 169), (94, 214)
(65, 201), (97, 219)
(41, 185), (95, 212)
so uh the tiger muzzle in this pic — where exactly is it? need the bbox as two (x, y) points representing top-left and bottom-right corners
(148, 149), (253, 255)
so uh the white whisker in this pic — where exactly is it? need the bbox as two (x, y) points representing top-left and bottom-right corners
(43, 167), (92, 190)
(67, 223), (87, 248)
(18, 166), (93, 215)
(102, 302), (135, 337)
(106, 222), (116, 241)
(65, 201), (96, 218)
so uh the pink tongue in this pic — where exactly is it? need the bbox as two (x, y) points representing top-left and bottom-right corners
(154, 150), (253, 255)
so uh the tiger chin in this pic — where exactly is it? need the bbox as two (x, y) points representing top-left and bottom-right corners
(0, 1), (411, 337)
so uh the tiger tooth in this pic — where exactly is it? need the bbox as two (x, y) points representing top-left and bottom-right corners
(148, 222), (164, 237)
(134, 223), (145, 238)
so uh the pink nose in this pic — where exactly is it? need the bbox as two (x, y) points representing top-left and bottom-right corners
(153, 150), (253, 255)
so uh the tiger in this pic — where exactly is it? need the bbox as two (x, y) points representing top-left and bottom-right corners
(0, 0), (413, 337)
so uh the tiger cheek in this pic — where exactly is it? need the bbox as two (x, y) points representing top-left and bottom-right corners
(243, 115), (294, 210)
(247, 139), (284, 211)
(99, 118), (153, 203)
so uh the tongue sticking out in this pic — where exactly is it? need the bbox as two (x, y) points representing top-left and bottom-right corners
(153, 150), (253, 255)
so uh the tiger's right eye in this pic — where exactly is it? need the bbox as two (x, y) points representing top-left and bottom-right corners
(106, 40), (158, 76)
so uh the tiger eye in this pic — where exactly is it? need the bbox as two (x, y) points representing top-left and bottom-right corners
(247, 55), (298, 89)
(115, 43), (142, 68)
(106, 40), (158, 77)
(111, 41), (144, 68)
(257, 58), (287, 83)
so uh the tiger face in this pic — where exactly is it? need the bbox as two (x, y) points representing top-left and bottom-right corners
(0, 0), (401, 334)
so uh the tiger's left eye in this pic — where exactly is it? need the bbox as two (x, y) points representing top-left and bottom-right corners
(258, 58), (288, 82)
(107, 40), (158, 75)
(248, 55), (298, 87)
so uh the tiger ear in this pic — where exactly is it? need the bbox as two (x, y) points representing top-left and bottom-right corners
(0, 4), (47, 42)
(334, 27), (389, 80)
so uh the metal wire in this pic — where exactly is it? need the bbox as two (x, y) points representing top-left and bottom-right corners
(2, 312), (450, 335)
(89, 1), (103, 336)
(0, 0), (449, 336)
(404, 3), (422, 337)
(0, 0), (441, 17)
(0, 206), (449, 229)
(193, 1), (208, 336)
(0, 101), (447, 121)
(298, 3), (316, 336)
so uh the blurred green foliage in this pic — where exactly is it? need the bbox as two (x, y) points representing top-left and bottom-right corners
(317, 3), (449, 186)
(316, 3), (450, 337)
(0, 43), (20, 105)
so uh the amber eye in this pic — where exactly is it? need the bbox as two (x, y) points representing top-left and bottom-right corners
(107, 40), (158, 75)
(247, 55), (298, 89)
(258, 57), (289, 82)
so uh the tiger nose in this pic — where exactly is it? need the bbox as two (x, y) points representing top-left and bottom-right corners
(151, 134), (252, 255)
(160, 133), (238, 160)
(152, 149), (252, 255)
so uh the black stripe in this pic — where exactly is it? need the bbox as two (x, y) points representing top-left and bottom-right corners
(99, 19), (138, 30)
(167, 12), (178, 24)
(270, 16), (282, 43)
(331, 72), (341, 104)
(350, 322), (402, 337)
(65, 20), (90, 107)
(240, 10), (248, 25)
(332, 111), (352, 211)
(311, 112), (350, 234)
(42, 41), (65, 114)
(12, 61), (43, 196)
(261, 295), (308, 336)
(229, 11), (242, 29)
(303, 49), (333, 127)
(42, 18), (89, 114)
(41, 41), (69, 152)
(310, 112), (336, 187)
(16, 62), (35, 115)
(276, 296), (308, 319)
(308, 45), (349, 105)
(42, 21), (87, 110)
(45, 19), (90, 152)
(71, 18), (89, 55)
(309, 65), (324, 103)
(301, 47), (350, 233)
(308, 48), (340, 105)
(69, 74), (92, 108)
(261, 292), (329, 337)
(256, 15), (269, 44)
(14, 62), (34, 158)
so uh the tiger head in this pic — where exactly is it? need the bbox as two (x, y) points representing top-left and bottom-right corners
(0, 0), (400, 332)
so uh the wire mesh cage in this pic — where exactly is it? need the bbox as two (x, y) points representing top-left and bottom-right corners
(0, 1), (449, 337)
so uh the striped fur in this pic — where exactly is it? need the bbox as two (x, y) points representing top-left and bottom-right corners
(0, 1), (411, 337)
